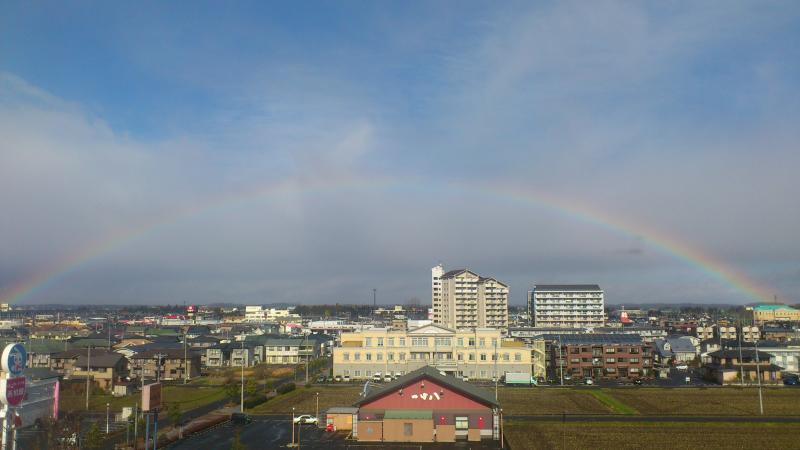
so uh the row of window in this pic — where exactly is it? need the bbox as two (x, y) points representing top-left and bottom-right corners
(568, 357), (643, 364)
(342, 352), (523, 362)
(362, 336), (501, 348)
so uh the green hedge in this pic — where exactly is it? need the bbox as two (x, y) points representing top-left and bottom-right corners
(244, 395), (267, 409)
(276, 382), (296, 395)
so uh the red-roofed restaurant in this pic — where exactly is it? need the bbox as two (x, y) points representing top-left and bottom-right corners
(351, 366), (501, 443)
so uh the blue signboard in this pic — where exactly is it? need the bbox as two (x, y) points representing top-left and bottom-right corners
(1, 344), (27, 376)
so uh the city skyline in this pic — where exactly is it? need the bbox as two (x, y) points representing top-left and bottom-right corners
(1, 2), (799, 306)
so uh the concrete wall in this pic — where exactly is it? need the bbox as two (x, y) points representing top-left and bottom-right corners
(357, 420), (383, 441)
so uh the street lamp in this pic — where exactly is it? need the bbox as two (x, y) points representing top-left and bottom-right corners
(290, 407), (296, 447)
(240, 340), (245, 413)
(315, 392), (319, 424)
(106, 403), (110, 434)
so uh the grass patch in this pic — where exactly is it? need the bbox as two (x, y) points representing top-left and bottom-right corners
(250, 386), (362, 415)
(586, 389), (637, 415)
(60, 385), (229, 413)
(504, 420), (800, 450)
(497, 388), (614, 415)
(609, 387), (800, 416)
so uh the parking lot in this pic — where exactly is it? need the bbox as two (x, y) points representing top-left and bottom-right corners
(167, 416), (503, 450)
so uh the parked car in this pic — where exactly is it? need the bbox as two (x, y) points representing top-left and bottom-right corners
(383, 375), (392, 382)
(333, 375), (342, 382)
(675, 364), (689, 370)
(783, 376), (799, 386)
(461, 375), (470, 382)
(293, 415), (318, 425)
(316, 376), (326, 383)
(633, 379), (643, 385)
(584, 378), (594, 385)
(231, 413), (252, 425)
(343, 375), (351, 382)
(372, 373), (383, 382)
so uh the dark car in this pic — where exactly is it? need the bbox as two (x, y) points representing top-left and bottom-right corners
(231, 413), (252, 425)
(783, 377), (798, 386)
(633, 379), (643, 385)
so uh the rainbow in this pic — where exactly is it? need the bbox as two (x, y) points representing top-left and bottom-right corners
(0, 177), (777, 304)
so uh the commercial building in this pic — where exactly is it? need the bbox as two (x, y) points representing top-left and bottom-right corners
(753, 304), (800, 325)
(543, 334), (652, 380)
(332, 324), (530, 381)
(352, 366), (501, 443)
(528, 284), (605, 328)
(432, 266), (509, 332)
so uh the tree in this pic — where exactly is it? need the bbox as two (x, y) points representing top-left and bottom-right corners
(264, 378), (274, 395)
(224, 381), (241, 399)
(245, 378), (258, 397)
(83, 423), (104, 450)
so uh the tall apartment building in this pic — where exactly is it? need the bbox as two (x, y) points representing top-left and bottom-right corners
(528, 284), (605, 328)
(431, 265), (509, 332)
(432, 264), (444, 325)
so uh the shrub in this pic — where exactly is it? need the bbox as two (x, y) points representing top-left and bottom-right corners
(276, 382), (296, 395)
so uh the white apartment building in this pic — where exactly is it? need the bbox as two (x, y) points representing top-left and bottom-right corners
(244, 306), (298, 322)
(528, 284), (605, 328)
(432, 264), (445, 324)
(432, 266), (509, 332)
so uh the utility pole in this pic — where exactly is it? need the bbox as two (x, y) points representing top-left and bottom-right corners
(240, 339), (245, 413)
(755, 340), (764, 415)
(557, 336), (564, 386)
(183, 326), (189, 384)
(738, 321), (745, 387)
(315, 392), (319, 423)
(372, 288), (377, 321)
(85, 345), (91, 410)
(304, 334), (309, 384)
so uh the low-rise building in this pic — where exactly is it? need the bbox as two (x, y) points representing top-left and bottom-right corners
(71, 352), (128, 390)
(703, 349), (782, 385)
(352, 366), (501, 443)
(129, 348), (200, 382)
(333, 325), (531, 381)
(753, 304), (800, 325)
(544, 334), (653, 380)
(652, 336), (699, 365)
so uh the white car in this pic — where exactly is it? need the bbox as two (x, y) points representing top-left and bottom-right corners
(675, 364), (689, 370)
(293, 415), (318, 425)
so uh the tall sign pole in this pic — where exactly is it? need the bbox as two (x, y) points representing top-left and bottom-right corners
(0, 344), (27, 450)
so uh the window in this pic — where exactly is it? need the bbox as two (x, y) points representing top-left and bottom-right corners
(366, 353), (372, 361)
(455, 417), (469, 430)
(404, 423), (413, 436)
(479, 338), (486, 347)
(492, 338), (498, 348)
(377, 353), (383, 361)
(468, 338), (475, 347)
(399, 338), (406, 346)
(606, 358), (616, 363)
(412, 337), (429, 347)
(354, 353), (361, 361)
(570, 358), (580, 363)
(388, 353), (394, 361)
(630, 358), (640, 363)
(605, 348), (616, 354)
(629, 348), (640, 354)
(399, 353), (405, 361)
(387, 338), (394, 347)
(435, 337), (452, 347)
(480, 354), (487, 361)
(355, 370), (361, 377)
(491, 354), (497, 361)
(343, 353), (350, 361)
(570, 348), (580, 354)
(458, 338), (464, 347)
(502, 353), (509, 361)
(458, 353), (463, 361)
(515, 353), (522, 362)
(469, 353), (475, 361)
(377, 338), (384, 347)
(365, 338), (372, 347)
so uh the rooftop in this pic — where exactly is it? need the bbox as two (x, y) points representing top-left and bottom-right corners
(533, 284), (602, 292)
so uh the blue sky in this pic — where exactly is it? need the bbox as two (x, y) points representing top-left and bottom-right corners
(1, 1), (799, 305)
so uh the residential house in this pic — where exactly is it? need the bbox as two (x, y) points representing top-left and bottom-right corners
(703, 349), (782, 385)
(71, 352), (128, 390)
(129, 348), (200, 382)
(545, 334), (652, 380)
